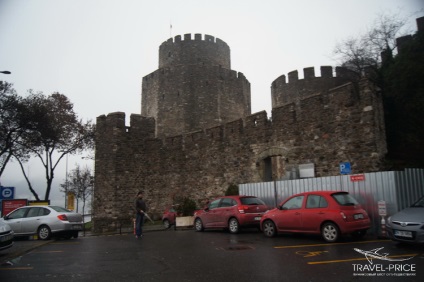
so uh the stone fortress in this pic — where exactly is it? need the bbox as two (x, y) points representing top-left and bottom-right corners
(93, 33), (387, 233)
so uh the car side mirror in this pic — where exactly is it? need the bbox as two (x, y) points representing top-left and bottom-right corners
(3, 215), (9, 220)
(204, 207), (209, 212)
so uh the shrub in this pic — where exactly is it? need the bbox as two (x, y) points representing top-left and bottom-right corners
(225, 184), (239, 196)
(175, 197), (197, 216)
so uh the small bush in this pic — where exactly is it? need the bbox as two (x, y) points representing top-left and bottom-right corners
(225, 184), (239, 196)
(175, 197), (197, 216)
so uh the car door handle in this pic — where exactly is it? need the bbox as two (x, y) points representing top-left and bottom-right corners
(295, 212), (300, 215)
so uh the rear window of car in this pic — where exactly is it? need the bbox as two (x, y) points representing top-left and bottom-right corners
(240, 197), (265, 205)
(50, 206), (72, 212)
(331, 192), (359, 206)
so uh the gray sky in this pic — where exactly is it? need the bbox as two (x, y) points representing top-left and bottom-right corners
(0, 0), (423, 207)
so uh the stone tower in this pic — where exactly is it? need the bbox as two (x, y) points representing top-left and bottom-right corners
(141, 33), (251, 138)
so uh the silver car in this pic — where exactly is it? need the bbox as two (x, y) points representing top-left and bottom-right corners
(1, 206), (83, 240)
(386, 196), (424, 244)
(0, 220), (14, 251)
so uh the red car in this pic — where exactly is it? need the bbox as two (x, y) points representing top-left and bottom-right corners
(194, 196), (269, 234)
(162, 207), (179, 229)
(260, 191), (371, 242)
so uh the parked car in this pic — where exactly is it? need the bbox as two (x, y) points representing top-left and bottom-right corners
(162, 207), (179, 229)
(194, 195), (269, 234)
(0, 220), (14, 251)
(260, 191), (371, 242)
(386, 195), (424, 244)
(1, 205), (83, 240)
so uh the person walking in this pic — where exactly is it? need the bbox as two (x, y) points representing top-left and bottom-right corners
(135, 191), (147, 239)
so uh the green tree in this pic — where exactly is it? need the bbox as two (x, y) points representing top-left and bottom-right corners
(0, 82), (30, 177)
(380, 28), (424, 167)
(13, 91), (95, 201)
(61, 164), (94, 215)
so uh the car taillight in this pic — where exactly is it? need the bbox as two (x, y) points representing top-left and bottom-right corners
(57, 214), (68, 221)
(238, 205), (248, 214)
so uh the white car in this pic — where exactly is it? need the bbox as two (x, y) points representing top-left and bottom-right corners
(0, 220), (14, 251)
(1, 206), (83, 240)
(386, 196), (424, 244)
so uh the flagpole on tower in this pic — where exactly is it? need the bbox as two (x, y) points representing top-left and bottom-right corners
(170, 21), (172, 38)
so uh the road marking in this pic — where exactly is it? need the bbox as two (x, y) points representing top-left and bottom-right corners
(33, 250), (63, 253)
(0, 267), (34, 270)
(296, 251), (329, 257)
(308, 253), (419, 265)
(274, 240), (389, 249)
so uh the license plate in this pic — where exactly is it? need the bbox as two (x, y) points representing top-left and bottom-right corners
(354, 214), (364, 220)
(0, 234), (13, 242)
(254, 217), (261, 221)
(394, 230), (413, 238)
(72, 225), (82, 230)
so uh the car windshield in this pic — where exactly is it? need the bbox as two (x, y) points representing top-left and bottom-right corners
(50, 206), (72, 212)
(411, 196), (424, 207)
(240, 197), (265, 205)
(332, 192), (359, 206)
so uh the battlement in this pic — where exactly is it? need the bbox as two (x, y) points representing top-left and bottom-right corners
(161, 33), (229, 48)
(158, 33), (231, 69)
(271, 66), (356, 108)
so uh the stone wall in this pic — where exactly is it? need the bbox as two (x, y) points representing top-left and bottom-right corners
(93, 75), (386, 233)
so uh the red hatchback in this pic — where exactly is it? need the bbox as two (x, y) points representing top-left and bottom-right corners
(194, 196), (269, 234)
(260, 191), (371, 242)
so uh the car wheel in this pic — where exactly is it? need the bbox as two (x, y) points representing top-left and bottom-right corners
(321, 222), (339, 243)
(194, 218), (204, 232)
(72, 231), (79, 238)
(163, 219), (170, 229)
(228, 218), (240, 234)
(38, 225), (52, 240)
(262, 220), (277, 237)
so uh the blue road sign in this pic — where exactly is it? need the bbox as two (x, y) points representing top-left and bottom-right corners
(339, 162), (351, 175)
(0, 186), (15, 200)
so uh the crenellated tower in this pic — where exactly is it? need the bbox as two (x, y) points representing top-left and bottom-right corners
(141, 33), (251, 138)
(271, 66), (357, 108)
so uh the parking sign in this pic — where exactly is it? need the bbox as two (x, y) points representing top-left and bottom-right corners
(0, 186), (15, 200)
(339, 162), (351, 174)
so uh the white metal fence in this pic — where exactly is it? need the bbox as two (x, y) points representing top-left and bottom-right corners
(239, 169), (424, 235)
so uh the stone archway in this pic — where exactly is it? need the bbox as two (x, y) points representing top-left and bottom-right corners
(256, 147), (291, 182)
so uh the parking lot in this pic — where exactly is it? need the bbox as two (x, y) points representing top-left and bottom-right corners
(1, 228), (423, 281)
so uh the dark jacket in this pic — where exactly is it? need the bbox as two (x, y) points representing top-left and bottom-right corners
(135, 198), (147, 214)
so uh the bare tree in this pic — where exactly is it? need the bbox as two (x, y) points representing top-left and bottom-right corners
(61, 164), (94, 215)
(333, 12), (410, 78)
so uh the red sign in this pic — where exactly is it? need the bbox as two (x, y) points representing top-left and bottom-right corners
(350, 174), (365, 182)
(1, 199), (28, 216)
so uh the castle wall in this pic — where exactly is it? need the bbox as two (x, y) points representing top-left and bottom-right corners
(94, 77), (387, 233)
